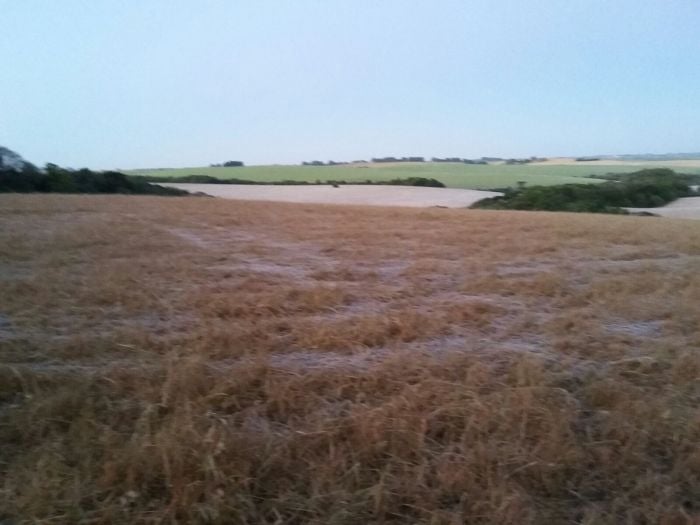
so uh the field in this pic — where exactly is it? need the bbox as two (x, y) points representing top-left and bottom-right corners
(160, 184), (501, 208)
(2, 195), (700, 524)
(541, 158), (700, 169)
(628, 196), (700, 220)
(129, 161), (700, 190)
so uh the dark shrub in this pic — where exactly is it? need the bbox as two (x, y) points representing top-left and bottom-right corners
(471, 169), (692, 214)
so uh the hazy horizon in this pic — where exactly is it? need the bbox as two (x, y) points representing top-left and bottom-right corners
(130, 151), (700, 171)
(2, 1), (699, 170)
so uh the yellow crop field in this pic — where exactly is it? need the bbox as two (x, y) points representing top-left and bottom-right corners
(1, 195), (699, 524)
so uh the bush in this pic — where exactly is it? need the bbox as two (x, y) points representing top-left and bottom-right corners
(472, 169), (692, 214)
(387, 177), (445, 188)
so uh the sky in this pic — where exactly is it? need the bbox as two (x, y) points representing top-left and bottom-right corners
(1, 1), (699, 169)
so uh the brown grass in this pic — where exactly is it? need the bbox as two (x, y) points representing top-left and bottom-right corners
(1, 194), (700, 524)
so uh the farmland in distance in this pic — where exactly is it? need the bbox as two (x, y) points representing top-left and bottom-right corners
(129, 160), (700, 189)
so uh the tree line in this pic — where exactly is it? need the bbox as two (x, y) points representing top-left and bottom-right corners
(137, 174), (445, 188)
(0, 146), (187, 196)
(210, 161), (244, 167)
(301, 160), (358, 166)
(431, 157), (487, 164)
(298, 156), (547, 165)
(301, 157), (428, 165)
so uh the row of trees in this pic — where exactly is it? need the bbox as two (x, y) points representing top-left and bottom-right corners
(303, 157), (431, 165)
(504, 156), (547, 165)
(225, 156), (552, 166)
(136, 173), (445, 187)
(371, 156), (425, 163)
(299, 156), (552, 165)
(303, 157), (427, 164)
(301, 160), (360, 166)
(210, 161), (244, 167)
(0, 161), (187, 196)
(431, 157), (487, 164)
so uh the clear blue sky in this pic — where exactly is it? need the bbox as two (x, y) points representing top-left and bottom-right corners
(2, 0), (699, 169)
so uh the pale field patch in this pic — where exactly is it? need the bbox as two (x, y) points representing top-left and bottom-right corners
(1, 195), (700, 524)
(627, 196), (700, 220)
(160, 183), (501, 207)
(540, 157), (700, 168)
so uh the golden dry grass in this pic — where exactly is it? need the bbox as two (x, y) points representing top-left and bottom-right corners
(1, 194), (699, 524)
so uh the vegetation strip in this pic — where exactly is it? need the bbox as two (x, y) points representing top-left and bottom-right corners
(472, 169), (700, 214)
(0, 147), (186, 196)
(134, 174), (446, 187)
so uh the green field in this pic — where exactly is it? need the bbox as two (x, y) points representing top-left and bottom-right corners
(129, 162), (700, 190)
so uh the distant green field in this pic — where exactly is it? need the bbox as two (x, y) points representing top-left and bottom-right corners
(128, 163), (700, 190)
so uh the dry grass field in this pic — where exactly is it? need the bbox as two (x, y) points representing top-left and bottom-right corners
(1, 195), (700, 524)
(627, 196), (700, 221)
